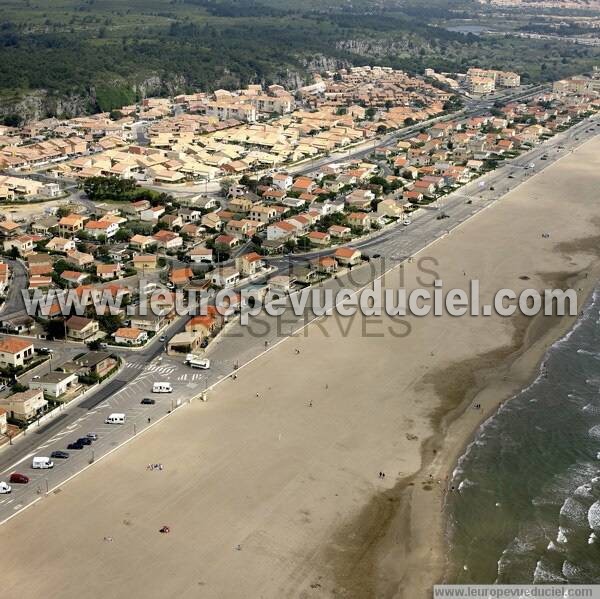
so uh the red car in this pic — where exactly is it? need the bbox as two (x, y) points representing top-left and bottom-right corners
(9, 473), (29, 484)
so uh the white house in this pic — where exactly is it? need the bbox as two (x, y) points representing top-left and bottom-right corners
(189, 247), (214, 264)
(209, 267), (240, 289)
(29, 371), (79, 398)
(272, 172), (293, 191)
(85, 220), (119, 239)
(0, 337), (34, 368)
(269, 275), (293, 294)
(266, 221), (297, 241)
(140, 206), (166, 222)
(113, 327), (148, 346)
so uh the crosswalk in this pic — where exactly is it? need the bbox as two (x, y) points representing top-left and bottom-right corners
(124, 361), (178, 377)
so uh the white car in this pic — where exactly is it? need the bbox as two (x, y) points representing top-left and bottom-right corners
(402, 219), (412, 226)
(0, 481), (11, 494)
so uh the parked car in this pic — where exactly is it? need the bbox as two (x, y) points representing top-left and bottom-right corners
(141, 398), (156, 405)
(9, 473), (29, 484)
(86, 432), (98, 440)
(37, 347), (54, 355)
(67, 442), (84, 450)
(77, 437), (92, 446)
(50, 450), (69, 459)
(0, 481), (11, 494)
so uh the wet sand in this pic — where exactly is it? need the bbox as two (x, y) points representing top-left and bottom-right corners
(1, 137), (600, 598)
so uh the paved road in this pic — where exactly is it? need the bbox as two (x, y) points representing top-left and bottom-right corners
(0, 94), (593, 524)
(0, 259), (28, 322)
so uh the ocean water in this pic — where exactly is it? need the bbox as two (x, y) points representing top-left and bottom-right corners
(447, 284), (600, 584)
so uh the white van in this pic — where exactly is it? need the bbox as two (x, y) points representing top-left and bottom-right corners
(105, 413), (126, 424)
(187, 358), (210, 370)
(152, 382), (173, 393)
(32, 457), (54, 469)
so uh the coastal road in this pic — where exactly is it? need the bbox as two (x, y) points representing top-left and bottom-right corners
(0, 109), (595, 525)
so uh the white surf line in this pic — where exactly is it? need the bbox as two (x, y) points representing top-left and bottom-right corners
(0, 126), (594, 529)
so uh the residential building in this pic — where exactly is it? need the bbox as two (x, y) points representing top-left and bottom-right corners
(267, 221), (297, 241)
(188, 247), (213, 264)
(133, 254), (158, 271)
(328, 224), (351, 239)
(58, 215), (85, 237)
(269, 275), (293, 294)
(209, 266), (240, 289)
(0, 389), (47, 422)
(113, 327), (148, 346)
(66, 315), (99, 341)
(311, 256), (338, 274)
(307, 231), (330, 246)
(61, 270), (89, 286)
(65, 250), (94, 268)
(69, 351), (116, 378)
(152, 230), (183, 250)
(85, 219), (119, 239)
(130, 234), (156, 251)
(29, 371), (79, 399)
(0, 337), (34, 368)
(334, 247), (362, 265)
(96, 263), (122, 281)
(248, 205), (277, 224)
(377, 198), (404, 218)
(3, 235), (34, 255)
(140, 206), (165, 222)
(185, 314), (218, 339)
(46, 237), (76, 253)
(347, 212), (371, 230)
(237, 252), (264, 276)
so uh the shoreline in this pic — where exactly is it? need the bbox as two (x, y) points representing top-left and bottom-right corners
(382, 261), (600, 597)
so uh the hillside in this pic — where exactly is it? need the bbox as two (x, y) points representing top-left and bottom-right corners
(1, 0), (599, 122)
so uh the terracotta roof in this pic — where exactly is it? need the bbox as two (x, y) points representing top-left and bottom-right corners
(334, 247), (360, 259)
(96, 263), (119, 274)
(0, 336), (33, 354)
(114, 327), (144, 340)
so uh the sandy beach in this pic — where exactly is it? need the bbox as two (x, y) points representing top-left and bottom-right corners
(1, 137), (600, 599)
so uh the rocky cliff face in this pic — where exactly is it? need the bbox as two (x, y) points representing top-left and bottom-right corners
(0, 74), (185, 123)
(0, 89), (94, 123)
